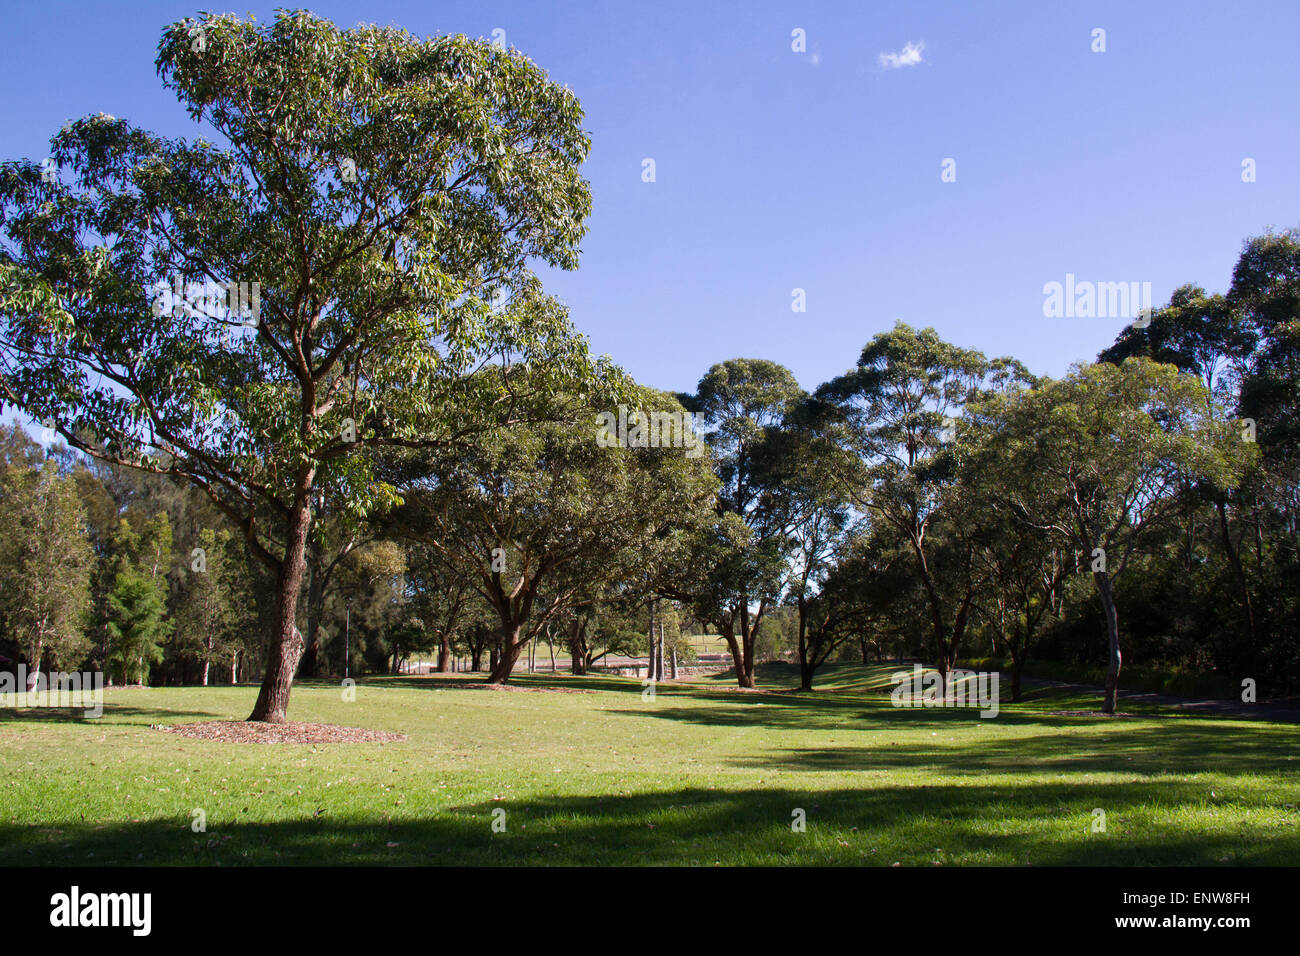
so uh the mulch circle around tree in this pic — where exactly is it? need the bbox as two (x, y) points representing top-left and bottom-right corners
(152, 720), (407, 744)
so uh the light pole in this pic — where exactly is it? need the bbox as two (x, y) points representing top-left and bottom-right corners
(344, 600), (351, 679)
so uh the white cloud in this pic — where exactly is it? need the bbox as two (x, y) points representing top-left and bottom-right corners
(878, 40), (924, 70)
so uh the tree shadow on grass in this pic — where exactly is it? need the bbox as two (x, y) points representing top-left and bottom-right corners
(722, 721), (1299, 776)
(4, 778), (1294, 867)
(600, 697), (1300, 778)
(0, 703), (225, 725)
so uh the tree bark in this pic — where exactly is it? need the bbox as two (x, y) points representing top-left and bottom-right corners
(25, 636), (42, 692)
(437, 630), (452, 673)
(298, 537), (325, 678)
(569, 619), (587, 675)
(247, 495), (312, 723)
(720, 622), (753, 689)
(1216, 501), (1257, 652)
(1094, 570), (1122, 714)
(488, 627), (523, 684)
(797, 604), (813, 691)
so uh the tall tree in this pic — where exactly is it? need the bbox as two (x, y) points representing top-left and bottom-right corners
(816, 323), (1026, 688)
(0, 11), (599, 720)
(105, 566), (171, 685)
(0, 460), (94, 689)
(968, 358), (1253, 712)
(173, 527), (240, 685)
(393, 385), (715, 683)
(684, 359), (804, 688)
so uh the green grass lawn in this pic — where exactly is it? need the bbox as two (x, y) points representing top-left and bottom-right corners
(2, 663), (1297, 866)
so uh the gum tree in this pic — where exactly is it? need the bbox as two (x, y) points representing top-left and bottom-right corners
(682, 359), (805, 688)
(0, 11), (598, 720)
(390, 384), (716, 684)
(815, 323), (1027, 689)
(0, 461), (95, 690)
(968, 358), (1253, 712)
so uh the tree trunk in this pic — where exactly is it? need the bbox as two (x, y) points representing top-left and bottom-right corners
(298, 538), (325, 678)
(487, 629), (523, 684)
(25, 636), (42, 692)
(437, 631), (452, 673)
(720, 624), (753, 689)
(201, 633), (214, 687)
(796, 598), (814, 691)
(569, 620), (587, 676)
(646, 602), (657, 681)
(248, 496), (312, 723)
(1094, 570), (1122, 714)
(1216, 501), (1257, 652)
(797, 629), (813, 692)
(654, 625), (664, 681)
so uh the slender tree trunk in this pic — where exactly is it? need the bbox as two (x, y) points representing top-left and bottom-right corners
(647, 600), (657, 681)
(797, 603), (813, 691)
(654, 625), (664, 681)
(1216, 501), (1257, 649)
(1094, 570), (1122, 714)
(248, 495), (312, 723)
(25, 636), (42, 692)
(298, 538), (325, 678)
(739, 605), (755, 688)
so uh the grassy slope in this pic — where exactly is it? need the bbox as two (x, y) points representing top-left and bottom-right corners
(1, 663), (1296, 866)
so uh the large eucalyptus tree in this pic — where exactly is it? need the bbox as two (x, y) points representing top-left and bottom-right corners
(388, 383), (716, 684)
(815, 323), (1027, 689)
(0, 11), (599, 720)
(681, 359), (805, 688)
(967, 358), (1252, 712)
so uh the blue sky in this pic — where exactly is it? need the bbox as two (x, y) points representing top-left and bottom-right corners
(1, 0), (1297, 396)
